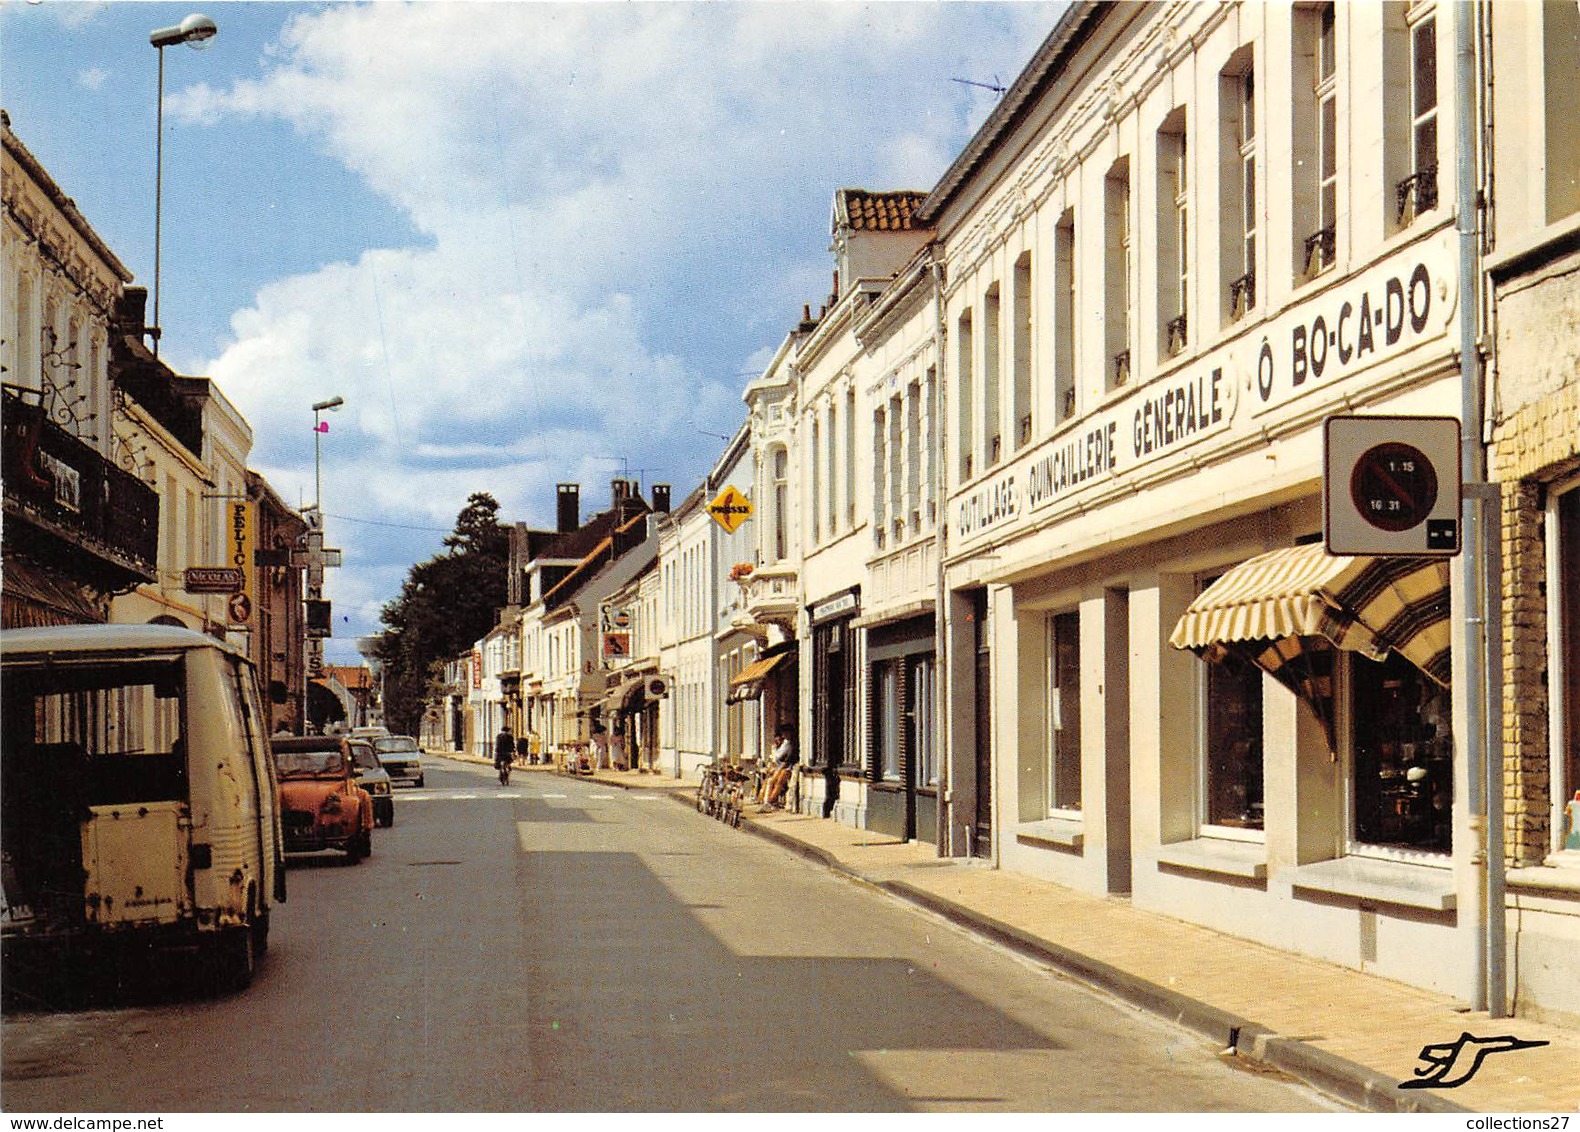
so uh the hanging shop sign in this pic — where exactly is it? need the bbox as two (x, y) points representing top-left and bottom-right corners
(227, 502), (257, 626)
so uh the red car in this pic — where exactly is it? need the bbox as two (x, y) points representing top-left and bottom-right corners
(270, 736), (374, 863)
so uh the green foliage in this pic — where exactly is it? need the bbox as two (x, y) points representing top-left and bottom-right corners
(375, 493), (509, 735)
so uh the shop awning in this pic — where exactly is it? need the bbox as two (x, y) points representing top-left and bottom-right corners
(602, 675), (648, 716)
(727, 651), (790, 704)
(1, 559), (103, 628)
(1169, 545), (1452, 744)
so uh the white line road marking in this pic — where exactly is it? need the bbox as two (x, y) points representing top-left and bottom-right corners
(589, 793), (614, 799)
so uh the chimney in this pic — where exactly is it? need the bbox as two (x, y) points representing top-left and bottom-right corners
(611, 478), (632, 506)
(118, 287), (150, 336)
(651, 484), (671, 513)
(556, 483), (579, 533)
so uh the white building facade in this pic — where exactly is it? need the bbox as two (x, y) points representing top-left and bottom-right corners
(924, 0), (1482, 1002)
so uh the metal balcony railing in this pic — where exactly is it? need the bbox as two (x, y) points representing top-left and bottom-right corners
(1395, 165), (1439, 225)
(2, 386), (158, 582)
(1303, 226), (1336, 277)
(1228, 272), (1256, 320)
(1166, 314), (1189, 356)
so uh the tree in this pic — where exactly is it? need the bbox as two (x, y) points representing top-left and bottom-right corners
(375, 493), (509, 736)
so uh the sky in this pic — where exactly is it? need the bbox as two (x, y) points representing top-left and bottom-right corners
(4, 0), (1063, 665)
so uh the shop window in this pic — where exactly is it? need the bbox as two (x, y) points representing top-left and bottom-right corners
(875, 661), (903, 781)
(1553, 482), (1580, 852)
(1219, 48), (1257, 325)
(1047, 611), (1082, 813)
(1203, 649), (1265, 832)
(1054, 209), (1077, 422)
(911, 655), (938, 788)
(1351, 652), (1453, 854)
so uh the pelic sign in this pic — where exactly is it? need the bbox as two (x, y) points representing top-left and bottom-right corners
(227, 502), (257, 626)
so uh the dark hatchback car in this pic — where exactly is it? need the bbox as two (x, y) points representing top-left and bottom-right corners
(373, 735), (425, 788)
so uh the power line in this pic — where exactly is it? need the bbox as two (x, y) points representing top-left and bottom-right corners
(324, 512), (452, 533)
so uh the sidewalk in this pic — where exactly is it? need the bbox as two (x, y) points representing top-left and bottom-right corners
(443, 752), (1579, 1113)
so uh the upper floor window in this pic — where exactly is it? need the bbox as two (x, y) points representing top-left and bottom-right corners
(845, 387), (856, 530)
(1295, 3), (1339, 280)
(1012, 253), (1032, 449)
(1157, 110), (1189, 359)
(983, 282), (1002, 467)
(810, 418), (822, 545)
(872, 406), (888, 550)
(1104, 158), (1133, 389)
(1387, 3), (1439, 229)
(1220, 50), (1257, 325)
(771, 447), (788, 562)
(1544, 0), (1580, 222)
(906, 379), (923, 530)
(957, 307), (975, 482)
(1054, 209), (1077, 422)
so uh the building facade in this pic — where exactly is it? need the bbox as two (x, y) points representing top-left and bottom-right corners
(921, 0), (1486, 1003)
(2, 114), (157, 627)
(1481, 0), (1580, 1026)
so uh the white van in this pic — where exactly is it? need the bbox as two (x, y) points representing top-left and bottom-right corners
(1, 624), (285, 992)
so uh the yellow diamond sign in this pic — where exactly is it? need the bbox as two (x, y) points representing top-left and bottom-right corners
(707, 485), (753, 534)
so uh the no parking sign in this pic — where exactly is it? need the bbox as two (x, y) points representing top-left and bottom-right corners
(1324, 415), (1462, 556)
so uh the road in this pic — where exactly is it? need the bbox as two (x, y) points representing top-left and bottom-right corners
(2, 758), (1345, 1112)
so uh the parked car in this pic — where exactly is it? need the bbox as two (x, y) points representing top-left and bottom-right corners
(347, 738), (395, 827)
(270, 736), (374, 863)
(349, 726), (390, 741)
(1, 624), (285, 992)
(372, 734), (425, 787)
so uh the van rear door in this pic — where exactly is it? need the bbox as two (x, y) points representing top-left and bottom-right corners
(81, 801), (189, 928)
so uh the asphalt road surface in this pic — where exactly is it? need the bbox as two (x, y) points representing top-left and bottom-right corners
(2, 758), (1345, 1112)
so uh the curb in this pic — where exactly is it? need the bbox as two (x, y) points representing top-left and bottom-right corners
(671, 789), (1470, 1115)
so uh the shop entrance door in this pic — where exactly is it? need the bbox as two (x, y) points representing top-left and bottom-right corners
(973, 591), (992, 857)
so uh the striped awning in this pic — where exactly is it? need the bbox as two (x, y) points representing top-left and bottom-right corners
(1170, 544), (1452, 744)
(727, 651), (790, 704)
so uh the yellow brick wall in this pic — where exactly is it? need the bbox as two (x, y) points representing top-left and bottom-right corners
(1491, 380), (1580, 864)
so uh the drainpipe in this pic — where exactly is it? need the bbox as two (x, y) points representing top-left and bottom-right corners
(1455, 0), (1505, 1017)
(930, 245), (953, 858)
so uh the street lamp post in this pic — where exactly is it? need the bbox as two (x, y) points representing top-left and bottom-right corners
(312, 395), (345, 512)
(303, 396), (344, 733)
(149, 13), (217, 356)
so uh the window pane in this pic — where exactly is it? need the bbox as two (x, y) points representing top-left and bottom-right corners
(1205, 653), (1264, 829)
(1352, 653), (1453, 853)
(1415, 117), (1438, 175)
(1413, 18), (1437, 113)
(1050, 612), (1082, 811)
(1321, 97), (1337, 180)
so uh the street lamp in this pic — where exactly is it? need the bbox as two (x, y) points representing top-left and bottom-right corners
(149, 13), (218, 356)
(312, 395), (344, 512)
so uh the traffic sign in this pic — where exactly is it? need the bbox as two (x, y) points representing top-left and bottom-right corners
(707, 485), (753, 534)
(1324, 415), (1461, 556)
